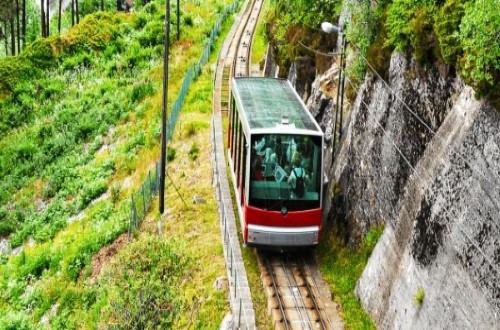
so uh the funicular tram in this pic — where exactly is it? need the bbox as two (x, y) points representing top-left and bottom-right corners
(228, 77), (324, 248)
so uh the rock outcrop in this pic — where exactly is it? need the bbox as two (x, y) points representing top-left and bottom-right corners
(306, 51), (499, 328)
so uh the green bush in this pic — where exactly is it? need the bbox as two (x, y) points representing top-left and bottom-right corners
(434, 0), (465, 65)
(385, 0), (435, 52)
(19, 246), (52, 278)
(188, 143), (199, 161)
(0, 311), (31, 330)
(184, 15), (194, 27)
(458, 0), (500, 99)
(130, 81), (155, 103)
(167, 147), (176, 162)
(137, 21), (165, 48)
(0, 219), (14, 237)
(409, 6), (436, 65)
(62, 53), (95, 70)
(103, 237), (189, 328)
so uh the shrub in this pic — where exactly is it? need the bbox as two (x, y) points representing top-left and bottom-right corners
(0, 311), (31, 330)
(130, 81), (155, 103)
(143, 1), (159, 14)
(167, 147), (176, 162)
(434, 0), (466, 65)
(409, 6), (436, 65)
(458, 0), (500, 99)
(0, 219), (14, 237)
(414, 287), (425, 306)
(77, 179), (108, 211)
(188, 143), (199, 161)
(62, 53), (95, 71)
(111, 184), (122, 204)
(385, 0), (435, 52)
(134, 13), (149, 29)
(137, 21), (165, 47)
(103, 237), (189, 328)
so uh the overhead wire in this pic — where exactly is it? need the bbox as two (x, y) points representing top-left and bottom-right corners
(344, 72), (500, 235)
(348, 42), (500, 189)
(342, 74), (500, 312)
(298, 40), (340, 57)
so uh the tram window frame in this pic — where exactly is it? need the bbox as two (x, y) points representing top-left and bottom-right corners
(231, 110), (238, 163)
(240, 135), (247, 205)
(236, 122), (243, 185)
(229, 97), (236, 150)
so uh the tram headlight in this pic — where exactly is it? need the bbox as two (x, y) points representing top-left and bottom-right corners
(280, 206), (288, 216)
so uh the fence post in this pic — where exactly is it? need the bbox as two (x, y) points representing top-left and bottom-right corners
(148, 170), (153, 197)
(128, 198), (134, 241)
(142, 185), (147, 219)
(234, 267), (237, 298)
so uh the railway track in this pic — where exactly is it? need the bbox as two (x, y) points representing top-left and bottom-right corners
(259, 251), (340, 329)
(213, 0), (343, 328)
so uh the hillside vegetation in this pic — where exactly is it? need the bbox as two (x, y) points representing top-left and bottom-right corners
(0, 0), (234, 327)
(266, 0), (500, 107)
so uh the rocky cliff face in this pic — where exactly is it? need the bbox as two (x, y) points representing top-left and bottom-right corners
(305, 52), (499, 328)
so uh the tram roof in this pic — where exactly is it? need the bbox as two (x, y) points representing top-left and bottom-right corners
(231, 77), (321, 133)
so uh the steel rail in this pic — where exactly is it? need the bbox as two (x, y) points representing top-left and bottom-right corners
(298, 257), (330, 329)
(264, 253), (291, 330)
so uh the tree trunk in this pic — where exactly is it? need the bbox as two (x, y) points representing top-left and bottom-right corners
(10, 12), (15, 54)
(71, 0), (74, 26)
(177, 0), (179, 41)
(75, 0), (79, 24)
(45, 0), (50, 36)
(22, 0), (26, 46)
(16, 0), (20, 52)
(58, 0), (62, 34)
(3, 21), (8, 56)
(41, 0), (46, 37)
(101, 0), (104, 11)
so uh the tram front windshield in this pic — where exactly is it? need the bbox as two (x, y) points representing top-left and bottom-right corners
(249, 134), (322, 211)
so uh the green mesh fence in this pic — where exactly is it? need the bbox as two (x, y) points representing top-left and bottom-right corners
(129, 0), (241, 240)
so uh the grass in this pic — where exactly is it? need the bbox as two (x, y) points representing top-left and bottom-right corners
(316, 223), (384, 330)
(0, 0), (238, 327)
(250, 0), (271, 71)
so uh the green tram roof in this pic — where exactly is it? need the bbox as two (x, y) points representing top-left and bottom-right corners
(231, 77), (322, 133)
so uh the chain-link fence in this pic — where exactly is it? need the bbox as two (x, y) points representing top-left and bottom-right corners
(128, 0), (241, 240)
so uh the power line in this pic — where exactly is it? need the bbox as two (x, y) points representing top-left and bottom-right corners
(348, 42), (500, 189)
(343, 75), (500, 314)
(345, 74), (500, 273)
(297, 40), (341, 57)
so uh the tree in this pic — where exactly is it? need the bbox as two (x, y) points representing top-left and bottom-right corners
(58, 0), (62, 33)
(40, 0), (45, 37)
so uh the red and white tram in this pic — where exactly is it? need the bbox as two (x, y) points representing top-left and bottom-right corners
(228, 77), (324, 248)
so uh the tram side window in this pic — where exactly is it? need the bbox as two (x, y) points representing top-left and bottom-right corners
(231, 110), (238, 163)
(229, 97), (237, 150)
(236, 122), (243, 186)
(240, 135), (247, 205)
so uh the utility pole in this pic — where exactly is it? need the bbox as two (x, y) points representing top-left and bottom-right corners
(159, 0), (170, 214)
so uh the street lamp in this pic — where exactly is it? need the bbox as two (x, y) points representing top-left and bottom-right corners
(321, 22), (341, 34)
(321, 21), (346, 165)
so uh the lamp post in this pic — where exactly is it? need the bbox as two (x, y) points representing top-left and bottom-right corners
(321, 21), (346, 165)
